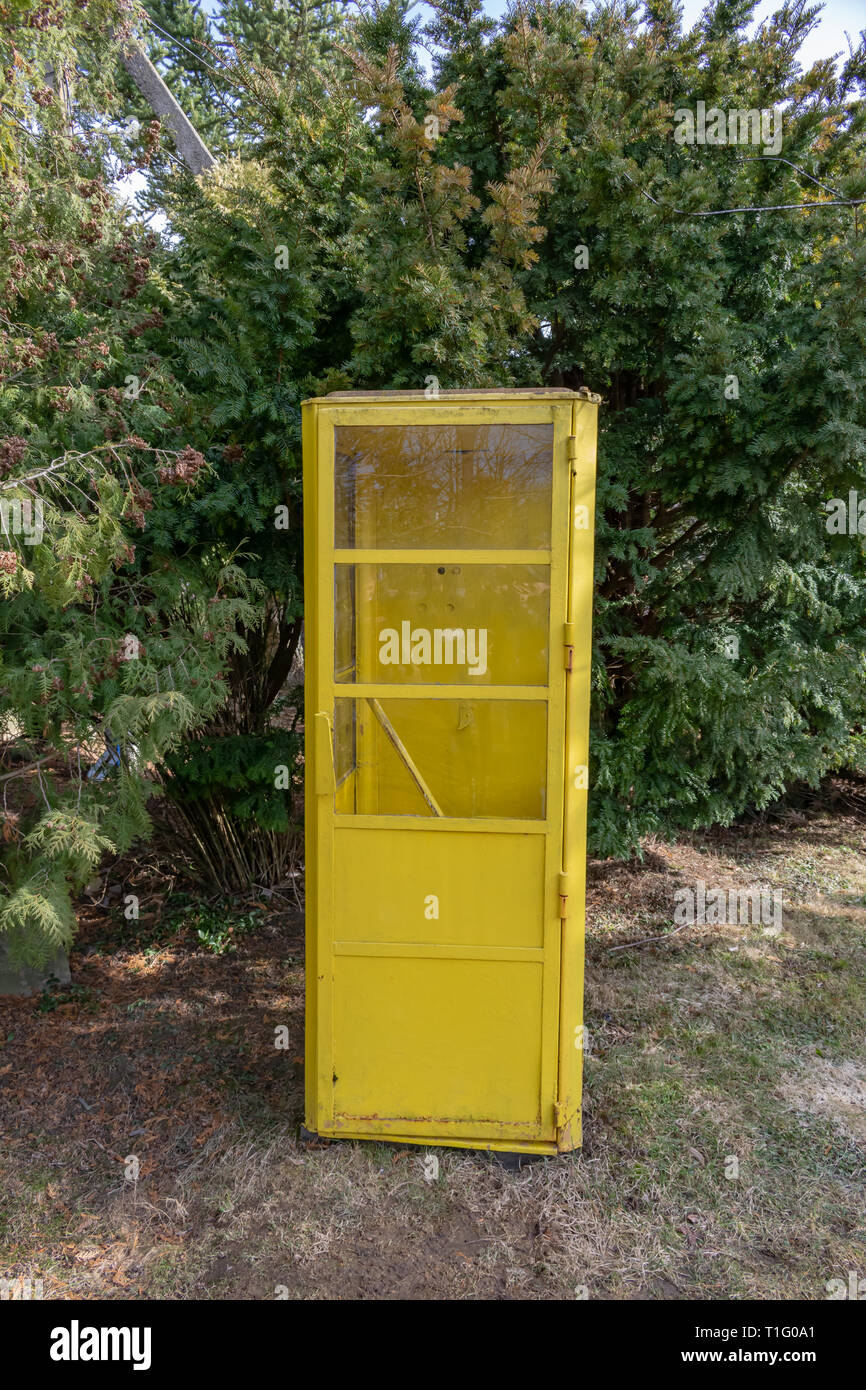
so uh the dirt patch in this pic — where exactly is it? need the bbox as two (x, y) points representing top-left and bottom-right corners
(779, 1056), (866, 1146)
(2, 811), (865, 1299)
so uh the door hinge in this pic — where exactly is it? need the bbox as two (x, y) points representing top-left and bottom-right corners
(563, 621), (576, 671)
(558, 871), (569, 919)
(566, 435), (579, 471)
(554, 1099), (564, 1125)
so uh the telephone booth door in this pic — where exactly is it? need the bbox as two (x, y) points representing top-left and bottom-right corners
(303, 391), (597, 1155)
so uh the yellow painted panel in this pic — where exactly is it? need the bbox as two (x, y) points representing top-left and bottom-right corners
(337, 684), (548, 700)
(324, 1128), (560, 1155)
(332, 956), (548, 1132)
(556, 398), (599, 1151)
(334, 548), (551, 564)
(333, 827), (545, 948)
(302, 401), (319, 1127)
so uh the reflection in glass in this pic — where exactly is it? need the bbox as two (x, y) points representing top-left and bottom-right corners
(334, 698), (547, 819)
(335, 423), (554, 549)
(334, 564), (550, 686)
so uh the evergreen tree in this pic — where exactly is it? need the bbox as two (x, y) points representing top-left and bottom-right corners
(4, 0), (866, 972)
(144, 0), (866, 855)
(0, 0), (259, 961)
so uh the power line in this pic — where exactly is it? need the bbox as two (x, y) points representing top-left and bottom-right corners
(622, 165), (866, 217)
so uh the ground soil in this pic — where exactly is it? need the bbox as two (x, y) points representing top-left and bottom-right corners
(2, 797), (864, 1300)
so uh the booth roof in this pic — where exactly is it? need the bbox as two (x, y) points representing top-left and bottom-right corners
(311, 387), (602, 403)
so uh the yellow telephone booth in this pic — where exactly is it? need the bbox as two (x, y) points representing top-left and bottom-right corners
(302, 389), (598, 1155)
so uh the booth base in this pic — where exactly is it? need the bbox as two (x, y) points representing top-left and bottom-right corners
(299, 1125), (573, 1158)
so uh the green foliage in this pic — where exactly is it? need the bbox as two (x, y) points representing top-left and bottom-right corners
(3, 0), (866, 978)
(188, 903), (263, 955)
(162, 725), (303, 831)
(37, 977), (99, 1014)
(158, 892), (265, 955)
(141, 0), (866, 859)
(0, 1), (261, 963)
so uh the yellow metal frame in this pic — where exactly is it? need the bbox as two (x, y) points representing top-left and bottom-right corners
(303, 391), (598, 1155)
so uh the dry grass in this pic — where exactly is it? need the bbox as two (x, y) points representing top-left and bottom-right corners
(1, 812), (864, 1300)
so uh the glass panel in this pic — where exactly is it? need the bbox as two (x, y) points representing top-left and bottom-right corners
(333, 698), (547, 819)
(334, 564), (356, 680)
(335, 423), (553, 549)
(335, 563), (550, 686)
(333, 697), (356, 788)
